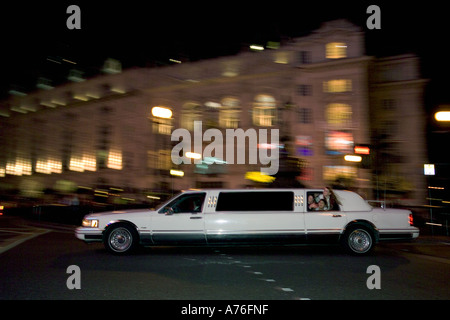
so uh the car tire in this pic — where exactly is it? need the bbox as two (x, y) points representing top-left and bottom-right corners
(103, 223), (138, 255)
(342, 225), (374, 255)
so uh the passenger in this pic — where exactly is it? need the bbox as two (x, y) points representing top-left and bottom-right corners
(317, 186), (340, 210)
(324, 186), (340, 210)
(308, 195), (318, 211)
(316, 199), (328, 211)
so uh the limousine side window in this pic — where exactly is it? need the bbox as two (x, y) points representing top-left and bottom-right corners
(306, 191), (340, 211)
(216, 191), (294, 212)
(159, 192), (206, 214)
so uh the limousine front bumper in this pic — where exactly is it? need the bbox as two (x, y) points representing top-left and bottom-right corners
(75, 227), (103, 242)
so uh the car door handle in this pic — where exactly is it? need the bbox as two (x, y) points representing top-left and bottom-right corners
(332, 214), (342, 218)
(190, 216), (202, 220)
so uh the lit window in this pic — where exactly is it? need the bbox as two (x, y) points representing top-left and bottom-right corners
(326, 42), (347, 59)
(326, 103), (352, 126)
(107, 149), (122, 170)
(274, 51), (290, 64)
(151, 106), (173, 135)
(69, 155), (85, 172)
(147, 150), (171, 170)
(220, 97), (241, 128)
(252, 95), (277, 127)
(83, 153), (97, 171)
(323, 165), (357, 182)
(5, 157), (32, 176)
(323, 79), (352, 93)
(69, 153), (97, 172)
(152, 117), (173, 135)
(181, 103), (202, 131)
(36, 158), (63, 174)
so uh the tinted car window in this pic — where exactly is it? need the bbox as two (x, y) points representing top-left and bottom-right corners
(159, 192), (206, 213)
(216, 191), (294, 212)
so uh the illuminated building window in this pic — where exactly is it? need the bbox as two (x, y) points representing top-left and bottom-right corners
(69, 152), (98, 172)
(326, 103), (352, 126)
(152, 117), (173, 135)
(36, 158), (63, 174)
(147, 150), (171, 170)
(5, 157), (32, 176)
(252, 95), (277, 127)
(151, 106), (173, 135)
(107, 149), (122, 170)
(274, 51), (290, 65)
(69, 155), (85, 172)
(326, 42), (347, 59)
(323, 79), (352, 93)
(323, 165), (357, 182)
(83, 153), (97, 171)
(181, 103), (202, 131)
(220, 97), (241, 128)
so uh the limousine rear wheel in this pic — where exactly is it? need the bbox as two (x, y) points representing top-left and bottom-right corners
(343, 226), (374, 255)
(103, 223), (138, 254)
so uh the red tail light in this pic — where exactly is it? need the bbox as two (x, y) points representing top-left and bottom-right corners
(409, 213), (414, 226)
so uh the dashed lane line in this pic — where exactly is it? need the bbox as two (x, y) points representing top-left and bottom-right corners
(214, 249), (311, 300)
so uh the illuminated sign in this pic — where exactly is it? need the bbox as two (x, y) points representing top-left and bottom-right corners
(245, 171), (276, 183)
(424, 164), (435, 176)
(325, 131), (353, 155)
(354, 146), (370, 155)
(344, 155), (362, 162)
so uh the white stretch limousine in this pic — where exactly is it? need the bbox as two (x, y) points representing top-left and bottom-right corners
(75, 189), (419, 255)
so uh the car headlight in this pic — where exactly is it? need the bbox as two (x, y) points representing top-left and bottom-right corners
(82, 218), (99, 228)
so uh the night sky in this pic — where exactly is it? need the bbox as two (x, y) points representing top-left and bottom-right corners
(1, 1), (448, 129)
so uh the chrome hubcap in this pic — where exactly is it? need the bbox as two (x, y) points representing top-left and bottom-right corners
(348, 229), (372, 253)
(109, 227), (132, 252)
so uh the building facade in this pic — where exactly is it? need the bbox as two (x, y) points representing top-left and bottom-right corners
(0, 20), (428, 206)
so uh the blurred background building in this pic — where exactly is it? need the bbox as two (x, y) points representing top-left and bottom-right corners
(0, 20), (428, 207)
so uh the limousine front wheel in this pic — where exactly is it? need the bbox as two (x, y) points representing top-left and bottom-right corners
(103, 223), (138, 254)
(343, 226), (374, 255)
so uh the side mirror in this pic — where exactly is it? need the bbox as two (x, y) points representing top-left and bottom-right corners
(164, 206), (174, 216)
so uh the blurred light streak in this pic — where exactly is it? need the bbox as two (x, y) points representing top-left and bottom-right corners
(185, 152), (201, 160)
(170, 169), (184, 177)
(151, 106), (172, 119)
(435, 111), (450, 121)
(344, 155), (362, 162)
(250, 45), (264, 51)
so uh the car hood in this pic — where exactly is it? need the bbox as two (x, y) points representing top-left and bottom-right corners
(86, 208), (153, 219)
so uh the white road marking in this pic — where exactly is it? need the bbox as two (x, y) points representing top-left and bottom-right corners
(0, 229), (51, 254)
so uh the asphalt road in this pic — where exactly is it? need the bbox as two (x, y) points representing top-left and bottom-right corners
(1, 216), (449, 303)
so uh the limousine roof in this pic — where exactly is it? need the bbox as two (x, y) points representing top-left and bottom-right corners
(333, 190), (372, 212)
(183, 188), (373, 212)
